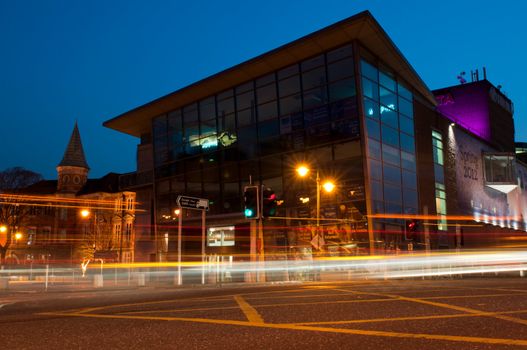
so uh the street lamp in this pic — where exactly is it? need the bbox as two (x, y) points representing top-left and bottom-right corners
(295, 164), (335, 227)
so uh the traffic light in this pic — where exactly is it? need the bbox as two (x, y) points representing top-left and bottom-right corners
(405, 219), (419, 240)
(261, 186), (277, 218)
(243, 186), (259, 219)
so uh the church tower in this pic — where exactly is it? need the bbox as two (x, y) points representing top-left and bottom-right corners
(56, 122), (89, 194)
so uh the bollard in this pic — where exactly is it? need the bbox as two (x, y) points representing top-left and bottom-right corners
(94, 274), (104, 288)
(0, 277), (8, 290)
(137, 272), (146, 287)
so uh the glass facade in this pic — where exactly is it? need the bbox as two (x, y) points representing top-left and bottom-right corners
(152, 44), (362, 222)
(360, 58), (418, 245)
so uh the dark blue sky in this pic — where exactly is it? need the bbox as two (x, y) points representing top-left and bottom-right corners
(1, 0), (525, 180)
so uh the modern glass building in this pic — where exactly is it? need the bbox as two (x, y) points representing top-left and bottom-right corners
(105, 11), (526, 262)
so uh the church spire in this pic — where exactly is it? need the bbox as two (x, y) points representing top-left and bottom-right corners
(58, 122), (89, 169)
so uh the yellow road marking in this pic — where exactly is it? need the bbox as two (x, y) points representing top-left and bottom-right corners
(116, 292), (526, 316)
(294, 309), (527, 325)
(334, 288), (527, 327)
(234, 295), (264, 324)
(38, 311), (527, 347)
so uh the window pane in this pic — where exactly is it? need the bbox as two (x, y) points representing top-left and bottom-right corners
(366, 118), (380, 140)
(238, 125), (257, 159)
(403, 189), (418, 209)
(199, 97), (216, 121)
(279, 75), (300, 97)
(304, 106), (329, 126)
(369, 159), (382, 181)
(382, 144), (400, 166)
(303, 87), (328, 109)
(370, 180), (383, 200)
(301, 55), (324, 71)
(256, 73), (275, 87)
(327, 44), (353, 62)
(237, 108), (256, 127)
(384, 184), (402, 204)
(235, 81), (253, 94)
(380, 87), (398, 111)
(278, 64), (299, 80)
(327, 57), (354, 82)
(400, 133), (415, 154)
(329, 78), (355, 102)
(183, 103), (198, 123)
(380, 107), (398, 129)
(381, 125), (399, 148)
(360, 60), (378, 82)
(398, 96), (413, 117)
(217, 97), (234, 116)
(398, 82), (412, 100)
(236, 91), (254, 110)
(402, 170), (417, 189)
(368, 138), (381, 160)
(383, 163), (401, 185)
(362, 78), (379, 100)
(258, 119), (280, 139)
(257, 101), (278, 121)
(256, 84), (277, 104)
(363, 98), (379, 120)
(401, 151), (416, 171)
(399, 115), (414, 135)
(279, 94), (302, 115)
(379, 71), (396, 91)
(434, 163), (445, 184)
(302, 66), (326, 90)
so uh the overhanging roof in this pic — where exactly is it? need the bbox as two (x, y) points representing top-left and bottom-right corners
(103, 10), (436, 137)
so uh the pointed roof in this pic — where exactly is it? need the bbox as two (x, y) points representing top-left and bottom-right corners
(58, 122), (90, 169)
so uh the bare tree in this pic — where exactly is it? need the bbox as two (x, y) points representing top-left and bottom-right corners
(79, 211), (116, 261)
(0, 167), (44, 265)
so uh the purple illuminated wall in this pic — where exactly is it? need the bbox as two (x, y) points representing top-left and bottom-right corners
(434, 82), (491, 141)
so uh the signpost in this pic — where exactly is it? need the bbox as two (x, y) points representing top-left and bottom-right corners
(175, 196), (209, 285)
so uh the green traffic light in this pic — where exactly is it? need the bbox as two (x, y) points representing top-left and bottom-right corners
(245, 208), (254, 217)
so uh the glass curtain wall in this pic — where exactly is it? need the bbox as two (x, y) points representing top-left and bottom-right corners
(360, 59), (418, 250)
(152, 43), (361, 225)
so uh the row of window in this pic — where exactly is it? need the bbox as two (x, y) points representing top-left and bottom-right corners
(361, 58), (418, 217)
(153, 44), (358, 166)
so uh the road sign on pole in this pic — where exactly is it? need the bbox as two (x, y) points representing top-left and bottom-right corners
(176, 196), (209, 211)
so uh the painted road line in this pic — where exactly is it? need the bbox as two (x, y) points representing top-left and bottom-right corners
(293, 309), (527, 326)
(335, 288), (527, 327)
(38, 311), (527, 347)
(234, 295), (264, 324)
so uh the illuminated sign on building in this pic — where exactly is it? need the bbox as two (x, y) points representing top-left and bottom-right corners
(207, 226), (235, 247)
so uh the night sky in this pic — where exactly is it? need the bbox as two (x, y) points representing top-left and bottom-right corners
(1, 0), (525, 180)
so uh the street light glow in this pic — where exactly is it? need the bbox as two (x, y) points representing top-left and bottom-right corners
(0, 225), (6, 233)
(80, 209), (90, 218)
(174, 208), (181, 216)
(296, 165), (310, 177)
(323, 181), (335, 193)
(15, 232), (22, 240)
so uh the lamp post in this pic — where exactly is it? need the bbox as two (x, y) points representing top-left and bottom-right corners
(296, 164), (335, 228)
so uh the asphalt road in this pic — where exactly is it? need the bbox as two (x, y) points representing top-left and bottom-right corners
(2, 278), (527, 349)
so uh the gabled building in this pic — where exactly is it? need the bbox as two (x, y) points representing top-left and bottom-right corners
(8, 123), (136, 264)
(104, 11), (527, 262)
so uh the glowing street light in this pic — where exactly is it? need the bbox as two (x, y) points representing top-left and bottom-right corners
(295, 164), (336, 227)
(80, 209), (90, 218)
(0, 225), (6, 233)
(14, 232), (22, 241)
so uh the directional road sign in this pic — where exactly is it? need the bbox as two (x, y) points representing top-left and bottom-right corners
(176, 195), (209, 211)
